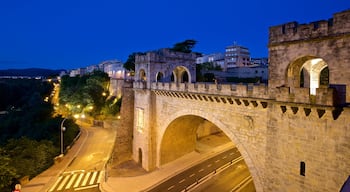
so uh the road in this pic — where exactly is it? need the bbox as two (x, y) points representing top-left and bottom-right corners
(48, 125), (116, 192)
(147, 147), (242, 192)
(190, 160), (255, 192)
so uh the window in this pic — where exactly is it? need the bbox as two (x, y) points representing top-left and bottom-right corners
(300, 161), (306, 176)
(136, 108), (144, 133)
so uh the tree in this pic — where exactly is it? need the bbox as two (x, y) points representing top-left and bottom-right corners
(123, 52), (145, 72)
(170, 39), (197, 53)
(0, 148), (18, 191)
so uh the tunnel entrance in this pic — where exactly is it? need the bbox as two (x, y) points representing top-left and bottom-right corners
(160, 115), (231, 164)
(159, 115), (255, 191)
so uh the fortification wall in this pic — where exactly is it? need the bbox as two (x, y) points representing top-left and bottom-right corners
(136, 82), (338, 107)
(268, 9), (350, 103)
(269, 10), (350, 45)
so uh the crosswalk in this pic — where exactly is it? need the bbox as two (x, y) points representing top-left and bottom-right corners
(49, 170), (102, 191)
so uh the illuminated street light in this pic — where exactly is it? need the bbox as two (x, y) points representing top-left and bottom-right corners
(60, 118), (67, 155)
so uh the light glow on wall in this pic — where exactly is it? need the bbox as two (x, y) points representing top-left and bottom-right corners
(136, 107), (144, 133)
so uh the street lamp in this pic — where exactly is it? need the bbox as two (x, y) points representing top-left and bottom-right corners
(60, 118), (67, 155)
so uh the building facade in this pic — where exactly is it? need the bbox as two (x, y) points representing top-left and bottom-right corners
(224, 44), (251, 70)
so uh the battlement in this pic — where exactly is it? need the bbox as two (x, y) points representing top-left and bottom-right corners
(133, 82), (340, 106)
(269, 9), (350, 45)
(135, 48), (197, 64)
(146, 82), (270, 99)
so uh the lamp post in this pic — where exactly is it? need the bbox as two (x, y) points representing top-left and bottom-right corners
(60, 118), (67, 155)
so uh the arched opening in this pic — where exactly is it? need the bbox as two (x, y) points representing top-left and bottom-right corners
(139, 69), (146, 81)
(156, 72), (164, 82)
(287, 57), (329, 95)
(138, 148), (143, 164)
(160, 115), (255, 191)
(172, 66), (191, 83)
(171, 72), (175, 82)
(182, 71), (189, 83)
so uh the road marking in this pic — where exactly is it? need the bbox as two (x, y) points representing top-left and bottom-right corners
(215, 159), (220, 163)
(223, 155), (227, 159)
(66, 173), (78, 189)
(57, 174), (71, 191)
(75, 184), (98, 191)
(207, 163), (212, 167)
(74, 173), (85, 188)
(199, 168), (204, 172)
(81, 172), (91, 186)
(189, 173), (196, 177)
(167, 185), (175, 191)
(179, 178), (186, 183)
(97, 170), (103, 183)
(89, 171), (98, 185)
(49, 175), (63, 192)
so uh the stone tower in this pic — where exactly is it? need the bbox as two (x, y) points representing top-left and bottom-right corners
(133, 49), (197, 170)
(268, 9), (350, 106)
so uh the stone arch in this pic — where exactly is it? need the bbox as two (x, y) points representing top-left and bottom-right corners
(139, 69), (146, 81)
(286, 56), (329, 95)
(172, 66), (191, 83)
(156, 72), (164, 82)
(157, 109), (262, 192)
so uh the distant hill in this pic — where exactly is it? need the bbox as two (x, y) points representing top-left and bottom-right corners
(0, 68), (64, 77)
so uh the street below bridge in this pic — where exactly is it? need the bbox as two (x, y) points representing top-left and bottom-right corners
(145, 147), (254, 192)
(22, 123), (116, 192)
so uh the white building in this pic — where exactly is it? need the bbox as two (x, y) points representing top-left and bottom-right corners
(224, 44), (251, 70)
(100, 60), (125, 79)
(196, 53), (225, 69)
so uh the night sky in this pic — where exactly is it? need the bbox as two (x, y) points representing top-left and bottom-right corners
(0, 0), (349, 70)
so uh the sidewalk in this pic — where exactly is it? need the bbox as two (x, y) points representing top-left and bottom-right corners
(101, 142), (234, 192)
(21, 128), (88, 192)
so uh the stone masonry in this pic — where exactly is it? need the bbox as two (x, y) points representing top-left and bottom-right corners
(129, 10), (350, 192)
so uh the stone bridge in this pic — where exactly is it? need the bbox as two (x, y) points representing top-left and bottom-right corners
(123, 10), (350, 192)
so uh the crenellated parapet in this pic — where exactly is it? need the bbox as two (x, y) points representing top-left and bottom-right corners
(132, 82), (342, 107)
(149, 82), (270, 99)
(273, 86), (336, 106)
(269, 9), (350, 45)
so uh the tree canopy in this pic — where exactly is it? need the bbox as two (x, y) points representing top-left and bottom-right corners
(123, 52), (145, 72)
(170, 39), (197, 53)
(59, 70), (121, 118)
(0, 78), (80, 191)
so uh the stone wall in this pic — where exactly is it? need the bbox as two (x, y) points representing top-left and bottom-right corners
(112, 81), (134, 162)
(268, 10), (350, 104)
(265, 103), (350, 192)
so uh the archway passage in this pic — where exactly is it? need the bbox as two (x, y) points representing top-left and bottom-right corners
(156, 72), (164, 82)
(172, 66), (191, 83)
(161, 115), (232, 164)
(287, 57), (329, 95)
(139, 69), (146, 81)
(159, 115), (256, 191)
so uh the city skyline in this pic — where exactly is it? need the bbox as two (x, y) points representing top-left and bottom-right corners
(0, 0), (349, 70)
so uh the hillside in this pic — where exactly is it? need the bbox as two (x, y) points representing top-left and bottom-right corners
(0, 68), (64, 77)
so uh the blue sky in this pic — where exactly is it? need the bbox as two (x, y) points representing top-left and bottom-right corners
(0, 0), (349, 70)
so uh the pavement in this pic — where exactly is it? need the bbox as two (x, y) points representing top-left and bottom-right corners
(21, 126), (232, 192)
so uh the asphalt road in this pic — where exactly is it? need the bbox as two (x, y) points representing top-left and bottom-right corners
(48, 125), (116, 192)
(191, 160), (255, 192)
(147, 147), (241, 192)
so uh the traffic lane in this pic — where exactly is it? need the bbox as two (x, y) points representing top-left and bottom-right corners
(65, 126), (115, 171)
(191, 160), (252, 192)
(148, 147), (240, 192)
